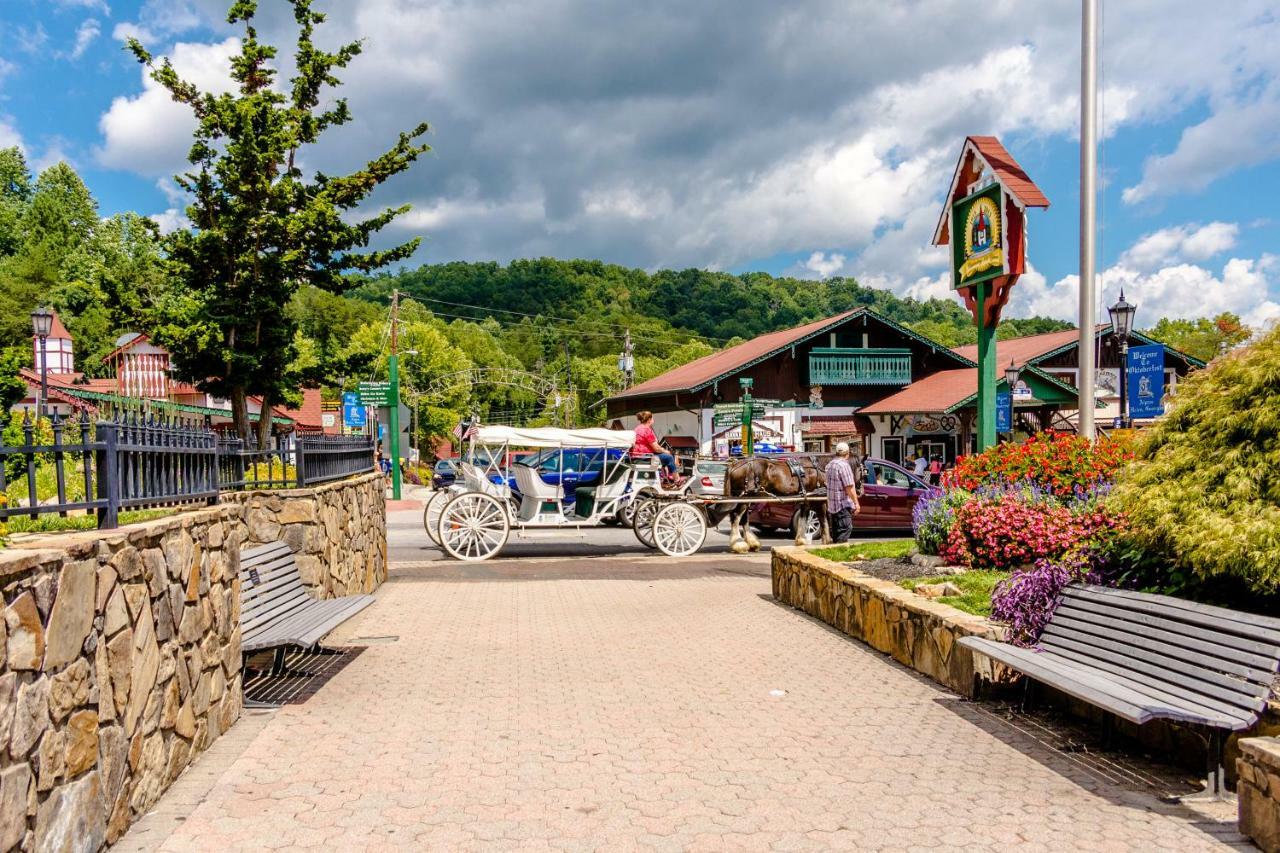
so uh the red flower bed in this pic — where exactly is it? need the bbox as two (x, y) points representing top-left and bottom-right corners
(939, 496), (1127, 572)
(942, 431), (1132, 497)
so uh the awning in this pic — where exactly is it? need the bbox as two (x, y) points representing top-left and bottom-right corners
(663, 435), (699, 449)
(800, 415), (875, 435)
(472, 425), (636, 449)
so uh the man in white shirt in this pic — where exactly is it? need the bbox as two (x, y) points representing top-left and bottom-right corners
(913, 454), (928, 478)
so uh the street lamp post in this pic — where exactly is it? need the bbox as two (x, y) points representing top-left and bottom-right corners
(1108, 290), (1137, 428)
(1004, 359), (1021, 390)
(31, 306), (53, 418)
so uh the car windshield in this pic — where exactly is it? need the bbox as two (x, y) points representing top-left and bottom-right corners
(434, 460), (455, 472)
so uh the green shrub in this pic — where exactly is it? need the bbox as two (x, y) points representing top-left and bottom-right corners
(1111, 325), (1280, 593)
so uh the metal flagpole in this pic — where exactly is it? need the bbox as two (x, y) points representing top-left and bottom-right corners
(1077, 0), (1098, 440)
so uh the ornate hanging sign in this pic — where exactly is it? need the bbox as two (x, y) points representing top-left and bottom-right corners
(953, 184), (1007, 288)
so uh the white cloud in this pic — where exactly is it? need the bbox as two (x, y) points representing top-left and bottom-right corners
(96, 37), (239, 175)
(0, 117), (24, 152)
(67, 19), (101, 61)
(149, 207), (191, 234)
(1006, 254), (1280, 331)
(111, 0), (205, 47)
(53, 0), (110, 13)
(797, 251), (846, 280)
(1120, 222), (1239, 270)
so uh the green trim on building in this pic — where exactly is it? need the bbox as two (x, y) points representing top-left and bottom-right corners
(55, 387), (295, 425)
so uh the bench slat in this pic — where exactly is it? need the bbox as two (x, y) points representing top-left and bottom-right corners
(1042, 620), (1274, 683)
(1056, 594), (1280, 659)
(1048, 610), (1280, 674)
(959, 638), (1239, 727)
(1039, 631), (1273, 704)
(1067, 585), (1280, 638)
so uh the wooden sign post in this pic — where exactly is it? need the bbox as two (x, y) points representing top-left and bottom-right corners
(933, 137), (1048, 451)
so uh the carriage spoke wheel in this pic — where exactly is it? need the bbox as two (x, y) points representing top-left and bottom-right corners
(652, 502), (707, 558)
(439, 492), (510, 562)
(632, 498), (659, 549)
(423, 489), (452, 546)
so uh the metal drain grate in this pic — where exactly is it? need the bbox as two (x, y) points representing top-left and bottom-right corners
(243, 646), (363, 706)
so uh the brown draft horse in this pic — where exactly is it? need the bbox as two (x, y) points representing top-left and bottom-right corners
(723, 454), (865, 552)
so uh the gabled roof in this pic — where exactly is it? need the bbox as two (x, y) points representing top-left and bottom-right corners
(858, 365), (1078, 416)
(608, 308), (973, 401)
(933, 136), (1050, 246)
(952, 326), (1207, 370)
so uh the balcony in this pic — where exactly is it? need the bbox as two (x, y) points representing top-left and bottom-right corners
(809, 348), (912, 386)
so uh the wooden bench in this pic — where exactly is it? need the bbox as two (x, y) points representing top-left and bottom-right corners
(960, 583), (1280, 797)
(240, 542), (377, 674)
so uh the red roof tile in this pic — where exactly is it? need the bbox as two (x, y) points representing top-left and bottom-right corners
(858, 369), (979, 415)
(969, 136), (1050, 208)
(951, 326), (1106, 368)
(277, 388), (326, 428)
(612, 310), (861, 399)
(799, 415), (875, 436)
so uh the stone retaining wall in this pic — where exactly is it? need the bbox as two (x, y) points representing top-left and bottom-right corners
(771, 546), (1007, 697)
(1239, 737), (1280, 852)
(232, 472), (387, 599)
(0, 472), (386, 851)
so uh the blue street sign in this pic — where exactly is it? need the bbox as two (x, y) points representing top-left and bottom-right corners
(995, 390), (1012, 433)
(342, 392), (367, 428)
(1127, 344), (1165, 419)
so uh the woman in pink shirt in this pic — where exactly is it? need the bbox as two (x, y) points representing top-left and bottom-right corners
(632, 411), (683, 484)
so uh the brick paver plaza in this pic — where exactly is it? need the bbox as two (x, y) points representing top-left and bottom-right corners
(117, 554), (1246, 851)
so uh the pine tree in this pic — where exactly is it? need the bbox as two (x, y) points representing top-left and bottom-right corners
(130, 0), (430, 443)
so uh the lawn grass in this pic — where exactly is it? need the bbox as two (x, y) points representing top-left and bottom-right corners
(811, 538), (914, 562)
(3, 509), (176, 539)
(899, 570), (1006, 617)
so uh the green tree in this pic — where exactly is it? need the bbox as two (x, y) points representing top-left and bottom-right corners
(130, 0), (430, 445)
(1142, 314), (1252, 363)
(0, 147), (32, 258)
(1112, 324), (1280, 593)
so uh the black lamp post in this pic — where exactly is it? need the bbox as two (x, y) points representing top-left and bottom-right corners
(1003, 358), (1020, 389)
(1108, 290), (1137, 428)
(30, 306), (53, 418)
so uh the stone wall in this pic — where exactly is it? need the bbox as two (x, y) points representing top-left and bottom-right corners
(1239, 737), (1280, 852)
(771, 546), (1008, 697)
(0, 472), (386, 851)
(233, 472), (387, 599)
(0, 506), (243, 850)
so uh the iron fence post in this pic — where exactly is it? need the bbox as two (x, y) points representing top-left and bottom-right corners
(295, 437), (307, 488)
(96, 421), (120, 529)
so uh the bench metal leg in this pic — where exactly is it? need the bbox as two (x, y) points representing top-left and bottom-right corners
(1176, 729), (1232, 803)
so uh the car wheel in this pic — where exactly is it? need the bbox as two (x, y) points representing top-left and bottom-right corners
(791, 507), (822, 544)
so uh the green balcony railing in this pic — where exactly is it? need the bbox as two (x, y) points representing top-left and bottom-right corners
(809, 348), (912, 385)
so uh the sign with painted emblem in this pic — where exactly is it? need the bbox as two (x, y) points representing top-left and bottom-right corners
(342, 392), (366, 428)
(951, 184), (1007, 289)
(1127, 344), (1165, 419)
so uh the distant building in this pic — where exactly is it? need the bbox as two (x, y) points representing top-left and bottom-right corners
(604, 309), (1202, 462)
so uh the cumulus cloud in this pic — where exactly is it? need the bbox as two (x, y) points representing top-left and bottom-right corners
(53, 0), (110, 13)
(111, 0), (206, 45)
(1120, 222), (1239, 270)
(796, 252), (846, 280)
(96, 37), (239, 175)
(0, 117), (24, 152)
(89, 0), (1280, 327)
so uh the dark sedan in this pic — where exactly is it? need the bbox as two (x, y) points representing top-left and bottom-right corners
(430, 458), (459, 490)
(750, 457), (929, 536)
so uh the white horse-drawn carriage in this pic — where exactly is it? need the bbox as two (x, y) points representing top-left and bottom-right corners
(424, 425), (710, 561)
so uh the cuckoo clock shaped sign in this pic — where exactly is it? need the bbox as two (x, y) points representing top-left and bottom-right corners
(933, 137), (1048, 449)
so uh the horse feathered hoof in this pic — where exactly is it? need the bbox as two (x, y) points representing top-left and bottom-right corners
(730, 539), (751, 554)
(745, 533), (761, 552)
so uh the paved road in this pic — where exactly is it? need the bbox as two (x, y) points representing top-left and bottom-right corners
(117, 504), (1246, 852)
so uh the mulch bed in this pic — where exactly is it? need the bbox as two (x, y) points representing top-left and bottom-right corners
(843, 556), (952, 583)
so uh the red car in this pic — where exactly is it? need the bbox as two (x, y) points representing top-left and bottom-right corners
(749, 457), (929, 538)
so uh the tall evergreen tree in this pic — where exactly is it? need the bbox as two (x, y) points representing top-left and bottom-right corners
(130, 0), (430, 443)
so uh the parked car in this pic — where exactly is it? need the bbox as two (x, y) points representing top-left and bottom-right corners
(431, 457), (459, 490)
(750, 456), (929, 536)
(690, 459), (728, 498)
(506, 447), (628, 504)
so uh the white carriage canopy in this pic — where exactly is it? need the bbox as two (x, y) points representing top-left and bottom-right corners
(473, 425), (636, 449)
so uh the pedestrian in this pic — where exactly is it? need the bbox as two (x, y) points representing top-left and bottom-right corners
(823, 441), (861, 543)
(912, 453), (928, 478)
(928, 455), (942, 485)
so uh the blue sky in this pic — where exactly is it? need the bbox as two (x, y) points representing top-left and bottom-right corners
(2, 0), (1277, 327)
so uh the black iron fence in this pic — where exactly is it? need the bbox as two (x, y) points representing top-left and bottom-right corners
(1, 412), (376, 530)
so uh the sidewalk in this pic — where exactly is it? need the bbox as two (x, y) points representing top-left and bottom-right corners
(114, 560), (1245, 851)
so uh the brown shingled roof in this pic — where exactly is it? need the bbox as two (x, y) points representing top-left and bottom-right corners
(858, 369), (979, 415)
(933, 136), (1049, 246)
(611, 310), (861, 399)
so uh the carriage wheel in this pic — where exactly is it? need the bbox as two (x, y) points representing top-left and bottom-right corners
(423, 489), (452, 546)
(792, 506), (822, 545)
(652, 502), (707, 558)
(439, 492), (510, 562)
(632, 498), (659, 549)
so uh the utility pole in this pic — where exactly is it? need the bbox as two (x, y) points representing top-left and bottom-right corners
(619, 329), (635, 389)
(563, 340), (574, 428)
(388, 290), (403, 500)
(1077, 0), (1099, 440)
